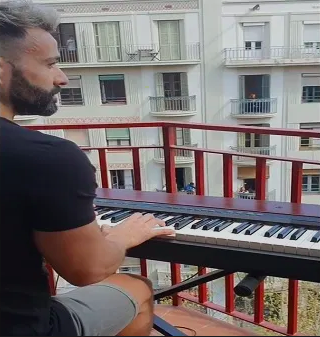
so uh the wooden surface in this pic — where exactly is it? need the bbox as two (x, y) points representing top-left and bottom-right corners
(96, 188), (320, 219)
(152, 305), (258, 336)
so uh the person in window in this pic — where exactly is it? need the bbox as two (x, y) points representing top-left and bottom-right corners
(66, 35), (77, 62)
(0, 1), (174, 336)
(185, 182), (196, 194)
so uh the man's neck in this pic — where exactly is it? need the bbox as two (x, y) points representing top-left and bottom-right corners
(0, 103), (15, 121)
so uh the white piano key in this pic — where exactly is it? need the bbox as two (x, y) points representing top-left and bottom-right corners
(296, 231), (318, 257)
(214, 222), (243, 246)
(175, 224), (197, 242)
(284, 230), (315, 255)
(248, 225), (273, 250)
(310, 242), (320, 258)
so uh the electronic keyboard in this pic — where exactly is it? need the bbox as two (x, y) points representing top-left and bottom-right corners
(94, 188), (320, 283)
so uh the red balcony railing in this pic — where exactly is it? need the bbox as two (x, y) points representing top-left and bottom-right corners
(27, 121), (320, 336)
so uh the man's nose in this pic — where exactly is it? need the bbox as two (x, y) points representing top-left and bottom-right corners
(54, 68), (69, 87)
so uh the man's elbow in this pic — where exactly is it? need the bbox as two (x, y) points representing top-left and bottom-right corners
(63, 266), (115, 287)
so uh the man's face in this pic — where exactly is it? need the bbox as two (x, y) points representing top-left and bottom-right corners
(0, 28), (68, 117)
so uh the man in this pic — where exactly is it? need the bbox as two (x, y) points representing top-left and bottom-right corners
(0, 1), (174, 336)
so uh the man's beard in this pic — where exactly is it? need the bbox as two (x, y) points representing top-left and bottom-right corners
(0, 66), (61, 117)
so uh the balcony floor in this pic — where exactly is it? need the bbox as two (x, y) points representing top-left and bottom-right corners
(152, 305), (257, 336)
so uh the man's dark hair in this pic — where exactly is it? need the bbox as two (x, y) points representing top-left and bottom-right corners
(0, 0), (59, 60)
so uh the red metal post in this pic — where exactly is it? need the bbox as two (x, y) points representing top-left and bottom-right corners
(255, 158), (266, 201)
(98, 149), (109, 188)
(162, 126), (180, 305)
(194, 151), (207, 303)
(140, 260), (148, 277)
(253, 158), (267, 323)
(287, 161), (303, 335)
(222, 154), (235, 313)
(46, 264), (56, 296)
(162, 126), (177, 193)
(132, 148), (142, 191)
(195, 151), (205, 196)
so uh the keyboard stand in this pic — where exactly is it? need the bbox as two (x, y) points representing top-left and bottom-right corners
(153, 269), (233, 336)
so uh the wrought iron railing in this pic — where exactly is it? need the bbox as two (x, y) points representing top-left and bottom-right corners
(230, 98), (277, 116)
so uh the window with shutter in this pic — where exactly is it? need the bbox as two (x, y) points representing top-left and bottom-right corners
(99, 75), (126, 104)
(94, 22), (121, 61)
(106, 128), (131, 146)
(53, 23), (78, 62)
(300, 123), (320, 148)
(158, 20), (181, 60)
(60, 76), (84, 106)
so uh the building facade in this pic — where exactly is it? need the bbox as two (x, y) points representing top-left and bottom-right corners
(24, 0), (320, 205)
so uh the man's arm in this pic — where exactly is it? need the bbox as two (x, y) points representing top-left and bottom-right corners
(31, 140), (126, 286)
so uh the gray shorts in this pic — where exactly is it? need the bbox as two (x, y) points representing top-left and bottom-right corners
(52, 284), (139, 336)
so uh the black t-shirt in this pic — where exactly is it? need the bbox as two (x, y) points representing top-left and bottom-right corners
(0, 117), (97, 336)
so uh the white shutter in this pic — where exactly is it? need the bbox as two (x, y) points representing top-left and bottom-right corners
(159, 21), (181, 60)
(75, 23), (97, 63)
(243, 25), (264, 41)
(303, 24), (320, 42)
(124, 170), (133, 189)
(155, 73), (165, 111)
(119, 21), (134, 60)
(302, 74), (320, 86)
(95, 22), (121, 61)
(64, 129), (90, 147)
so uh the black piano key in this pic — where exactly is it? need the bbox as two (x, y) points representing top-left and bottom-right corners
(245, 223), (263, 235)
(100, 209), (124, 220)
(191, 218), (211, 229)
(264, 225), (282, 237)
(203, 219), (223, 230)
(111, 210), (133, 223)
(232, 222), (251, 234)
(97, 207), (109, 215)
(277, 226), (294, 239)
(155, 213), (169, 220)
(165, 215), (184, 226)
(311, 231), (320, 243)
(214, 220), (233, 232)
(174, 217), (195, 230)
(290, 228), (306, 241)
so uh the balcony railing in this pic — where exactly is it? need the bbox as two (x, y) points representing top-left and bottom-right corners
(26, 121), (320, 336)
(231, 98), (277, 117)
(149, 96), (197, 116)
(235, 189), (276, 201)
(231, 145), (277, 159)
(58, 43), (200, 65)
(224, 46), (320, 66)
(154, 145), (197, 163)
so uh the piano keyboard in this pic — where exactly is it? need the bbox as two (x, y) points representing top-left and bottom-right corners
(95, 206), (320, 259)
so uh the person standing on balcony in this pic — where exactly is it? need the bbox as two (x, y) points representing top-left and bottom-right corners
(0, 1), (174, 336)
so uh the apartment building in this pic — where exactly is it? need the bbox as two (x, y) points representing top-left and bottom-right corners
(202, 0), (320, 205)
(20, 0), (319, 204)
(21, 0), (202, 194)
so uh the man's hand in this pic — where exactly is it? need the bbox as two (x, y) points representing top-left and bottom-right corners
(106, 213), (175, 249)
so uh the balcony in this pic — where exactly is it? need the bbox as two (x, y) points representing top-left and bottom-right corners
(27, 121), (320, 336)
(57, 43), (200, 68)
(149, 96), (197, 117)
(235, 189), (276, 201)
(231, 146), (277, 165)
(154, 146), (197, 165)
(230, 98), (277, 118)
(224, 46), (320, 67)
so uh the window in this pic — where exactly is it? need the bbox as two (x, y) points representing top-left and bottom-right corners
(64, 129), (90, 147)
(60, 76), (84, 105)
(52, 23), (78, 63)
(242, 24), (265, 50)
(94, 22), (121, 61)
(158, 20), (181, 60)
(302, 86), (320, 103)
(302, 175), (320, 193)
(240, 124), (270, 149)
(110, 169), (134, 189)
(99, 75), (126, 104)
(106, 128), (130, 146)
(303, 23), (320, 51)
(300, 123), (320, 148)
